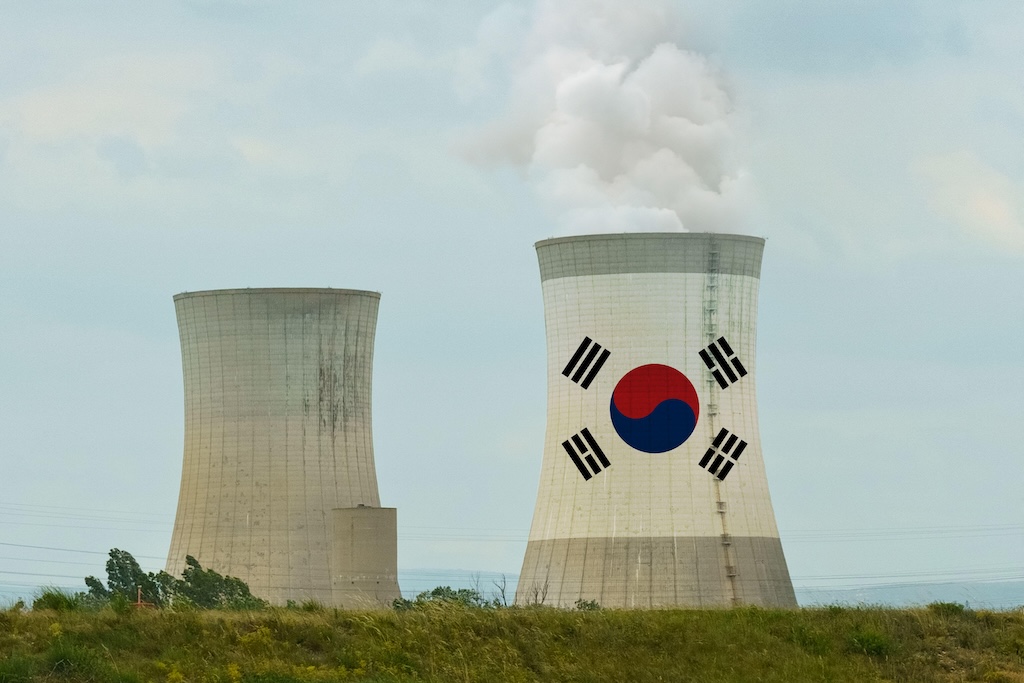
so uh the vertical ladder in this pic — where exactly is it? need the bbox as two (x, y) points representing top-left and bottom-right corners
(702, 239), (740, 605)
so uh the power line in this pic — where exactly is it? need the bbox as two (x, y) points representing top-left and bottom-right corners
(0, 542), (164, 561)
(0, 518), (1021, 600)
(784, 524), (1024, 543)
(793, 565), (1024, 581)
(0, 510), (172, 526)
(0, 556), (103, 567)
(0, 521), (170, 532)
(0, 570), (85, 580)
(0, 501), (169, 519)
(2, 501), (1023, 543)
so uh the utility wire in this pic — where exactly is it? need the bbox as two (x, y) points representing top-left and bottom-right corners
(0, 502), (168, 518)
(3, 501), (1024, 542)
(0, 542), (164, 561)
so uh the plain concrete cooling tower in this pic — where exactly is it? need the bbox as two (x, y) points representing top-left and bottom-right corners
(516, 233), (796, 608)
(166, 288), (400, 607)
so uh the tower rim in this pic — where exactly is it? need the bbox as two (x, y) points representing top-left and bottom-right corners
(173, 287), (381, 301)
(535, 232), (766, 250)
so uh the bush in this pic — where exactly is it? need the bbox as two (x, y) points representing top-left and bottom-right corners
(46, 640), (110, 681)
(928, 602), (967, 617)
(172, 556), (268, 610)
(0, 653), (34, 683)
(109, 592), (133, 615)
(847, 626), (893, 658)
(983, 671), (1022, 683)
(32, 588), (85, 612)
(789, 624), (831, 656)
(82, 550), (267, 611)
(393, 586), (491, 610)
(3, 600), (25, 613)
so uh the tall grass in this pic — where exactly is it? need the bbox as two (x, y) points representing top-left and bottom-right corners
(0, 603), (1021, 682)
(30, 588), (87, 612)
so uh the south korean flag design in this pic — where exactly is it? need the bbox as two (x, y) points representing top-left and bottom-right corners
(560, 335), (750, 482)
(609, 364), (699, 454)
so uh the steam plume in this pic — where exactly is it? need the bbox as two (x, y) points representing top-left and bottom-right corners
(464, 0), (748, 234)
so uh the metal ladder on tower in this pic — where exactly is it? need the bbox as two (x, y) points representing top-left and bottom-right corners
(703, 240), (740, 606)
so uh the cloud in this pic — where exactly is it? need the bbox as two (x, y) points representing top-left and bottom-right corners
(918, 151), (1024, 254)
(0, 34), (494, 229)
(0, 53), (219, 146)
(461, 0), (748, 235)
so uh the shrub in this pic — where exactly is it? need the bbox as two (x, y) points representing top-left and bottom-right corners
(173, 556), (268, 609)
(847, 626), (893, 658)
(3, 600), (25, 613)
(84, 550), (267, 611)
(928, 602), (967, 618)
(394, 586), (490, 610)
(0, 653), (34, 683)
(32, 588), (85, 612)
(789, 624), (831, 656)
(46, 640), (110, 681)
(109, 592), (133, 615)
(239, 673), (303, 683)
(983, 673), (1022, 683)
(574, 599), (600, 611)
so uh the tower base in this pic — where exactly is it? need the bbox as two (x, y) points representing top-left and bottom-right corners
(517, 535), (796, 608)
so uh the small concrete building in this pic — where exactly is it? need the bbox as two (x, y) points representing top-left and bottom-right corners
(516, 233), (797, 608)
(331, 506), (400, 608)
(166, 288), (400, 607)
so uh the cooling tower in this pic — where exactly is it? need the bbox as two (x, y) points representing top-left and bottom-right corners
(516, 233), (796, 608)
(166, 288), (400, 607)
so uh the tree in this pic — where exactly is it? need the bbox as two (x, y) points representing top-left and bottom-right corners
(85, 548), (166, 606)
(172, 556), (265, 609)
(83, 549), (265, 609)
(83, 576), (109, 600)
(393, 585), (491, 610)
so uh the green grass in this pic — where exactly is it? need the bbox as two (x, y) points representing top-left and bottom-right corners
(30, 588), (87, 613)
(0, 603), (1022, 682)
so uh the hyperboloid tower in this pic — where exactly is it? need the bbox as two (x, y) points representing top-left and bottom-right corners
(166, 288), (400, 607)
(516, 233), (796, 608)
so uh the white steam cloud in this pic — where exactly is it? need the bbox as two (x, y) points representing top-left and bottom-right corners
(462, 0), (749, 234)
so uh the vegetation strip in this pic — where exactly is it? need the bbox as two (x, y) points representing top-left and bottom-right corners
(1, 599), (1023, 682)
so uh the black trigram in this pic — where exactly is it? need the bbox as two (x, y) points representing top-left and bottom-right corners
(699, 428), (747, 480)
(700, 336), (747, 389)
(563, 428), (610, 481)
(562, 337), (610, 389)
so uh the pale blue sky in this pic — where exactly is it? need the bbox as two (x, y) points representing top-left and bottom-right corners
(1, 1), (1022, 601)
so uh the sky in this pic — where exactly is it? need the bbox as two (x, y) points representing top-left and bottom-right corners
(1, 0), (1022, 604)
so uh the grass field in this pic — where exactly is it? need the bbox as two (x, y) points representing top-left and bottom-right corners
(1, 601), (1023, 682)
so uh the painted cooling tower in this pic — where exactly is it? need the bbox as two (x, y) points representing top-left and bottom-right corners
(516, 233), (796, 608)
(166, 288), (400, 607)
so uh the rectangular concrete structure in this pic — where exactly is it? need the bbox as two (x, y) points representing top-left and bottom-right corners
(166, 288), (400, 605)
(516, 233), (797, 608)
(331, 507), (401, 609)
